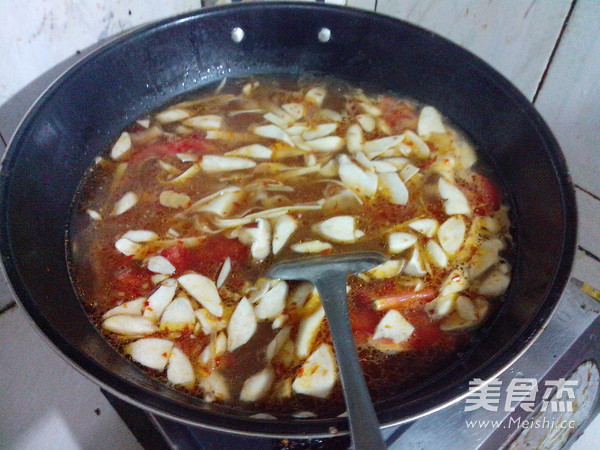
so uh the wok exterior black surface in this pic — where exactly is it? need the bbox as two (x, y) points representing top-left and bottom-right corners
(0, 2), (577, 438)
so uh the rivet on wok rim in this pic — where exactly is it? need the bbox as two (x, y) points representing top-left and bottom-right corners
(318, 27), (331, 43)
(231, 27), (244, 43)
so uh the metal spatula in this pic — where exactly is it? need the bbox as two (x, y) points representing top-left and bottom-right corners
(266, 251), (388, 450)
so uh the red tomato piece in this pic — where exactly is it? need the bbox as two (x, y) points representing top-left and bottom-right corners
(349, 304), (381, 345)
(464, 174), (501, 216)
(113, 266), (150, 298)
(128, 135), (210, 165)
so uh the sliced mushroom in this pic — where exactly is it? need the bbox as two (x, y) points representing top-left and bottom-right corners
(378, 172), (409, 205)
(183, 115), (223, 130)
(225, 144), (272, 160)
(408, 218), (438, 237)
(115, 238), (141, 257)
(475, 269), (511, 297)
(143, 279), (178, 322)
(200, 155), (257, 173)
(234, 218), (271, 261)
(240, 367), (275, 402)
(312, 215), (363, 243)
(198, 372), (230, 402)
(388, 232), (417, 253)
(292, 343), (337, 399)
(305, 87), (326, 106)
(338, 155), (378, 197)
(167, 347), (195, 388)
(110, 132), (132, 160)
(426, 240), (448, 268)
(159, 190), (192, 209)
(147, 255), (176, 275)
(194, 308), (227, 335)
(102, 315), (158, 337)
(102, 297), (146, 319)
(111, 192), (138, 216)
(295, 305), (325, 358)
(255, 281), (288, 320)
(291, 240), (333, 254)
(438, 178), (470, 216)
(125, 338), (174, 371)
(372, 310), (415, 343)
(437, 216), (467, 255)
(160, 297), (196, 331)
(121, 230), (159, 243)
(156, 108), (190, 124)
(417, 106), (446, 137)
(272, 214), (298, 255)
(403, 246), (427, 277)
(227, 297), (257, 351)
(178, 273), (223, 317)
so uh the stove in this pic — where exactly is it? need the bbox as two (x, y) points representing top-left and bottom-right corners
(103, 280), (600, 449)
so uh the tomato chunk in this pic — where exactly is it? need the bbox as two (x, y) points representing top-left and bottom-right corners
(128, 135), (211, 164)
(378, 96), (418, 133)
(463, 174), (501, 216)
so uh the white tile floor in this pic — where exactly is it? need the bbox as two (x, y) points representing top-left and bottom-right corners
(1, 1), (599, 449)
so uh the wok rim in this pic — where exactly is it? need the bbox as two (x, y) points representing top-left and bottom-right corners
(0, 1), (578, 439)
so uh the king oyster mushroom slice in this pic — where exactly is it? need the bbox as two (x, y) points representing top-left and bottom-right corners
(170, 164), (201, 183)
(166, 347), (195, 388)
(195, 308), (227, 335)
(417, 106), (446, 138)
(346, 124), (364, 153)
(388, 232), (417, 254)
(440, 296), (489, 331)
(305, 87), (326, 106)
(438, 178), (471, 215)
(110, 132), (132, 160)
(292, 343), (337, 399)
(378, 172), (409, 205)
(295, 305), (325, 358)
(160, 297), (196, 330)
(199, 371), (230, 402)
(253, 124), (294, 146)
(304, 136), (345, 153)
(102, 297), (146, 319)
(125, 338), (174, 371)
(272, 214), (298, 255)
(320, 108), (343, 122)
(476, 269), (511, 297)
(227, 297), (257, 351)
(470, 238), (505, 278)
(183, 115), (223, 130)
(437, 216), (467, 255)
(187, 186), (243, 216)
(147, 255), (176, 275)
(143, 279), (178, 321)
(111, 191), (138, 216)
(115, 238), (141, 257)
(408, 218), (439, 238)
(121, 230), (159, 243)
(426, 240), (448, 268)
(338, 155), (378, 198)
(86, 209), (102, 220)
(363, 135), (404, 157)
(225, 144), (273, 160)
(288, 282), (314, 309)
(178, 273), (223, 317)
(404, 246), (427, 277)
(367, 260), (405, 279)
(356, 114), (376, 132)
(235, 218), (271, 261)
(102, 315), (158, 337)
(159, 190), (191, 209)
(372, 310), (415, 343)
(156, 108), (191, 124)
(264, 110), (294, 128)
(402, 130), (431, 158)
(255, 281), (289, 320)
(200, 155), (257, 173)
(216, 257), (232, 288)
(302, 123), (338, 141)
(400, 163), (420, 182)
(313, 215), (363, 243)
(240, 367), (275, 402)
(282, 102), (305, 120)
(266, 326), (292, 362)
(291, 240), (333, 254)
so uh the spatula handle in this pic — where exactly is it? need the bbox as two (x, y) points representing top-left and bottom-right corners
(314, 275), (387, 450)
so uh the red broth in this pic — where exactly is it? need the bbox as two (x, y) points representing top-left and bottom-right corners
(70, 77), (512, 417)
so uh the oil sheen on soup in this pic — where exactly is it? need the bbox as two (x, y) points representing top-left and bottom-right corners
(70, 77), (512, 417)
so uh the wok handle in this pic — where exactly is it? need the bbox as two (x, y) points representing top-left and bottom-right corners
(314, 275), (387, 450)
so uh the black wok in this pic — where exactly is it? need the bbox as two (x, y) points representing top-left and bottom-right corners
(0, 2), (577, 438)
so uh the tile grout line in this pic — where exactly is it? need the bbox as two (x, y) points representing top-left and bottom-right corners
(575, 184), (600, 202)
(532, 0), (578, 103)
(0, 301), (16, 316)
(578, 245), (600, 264)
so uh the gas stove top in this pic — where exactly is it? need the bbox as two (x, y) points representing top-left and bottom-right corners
(104, 280), (600, 449)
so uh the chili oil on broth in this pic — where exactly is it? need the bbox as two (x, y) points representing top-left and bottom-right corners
(69, 76), (513, 417)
